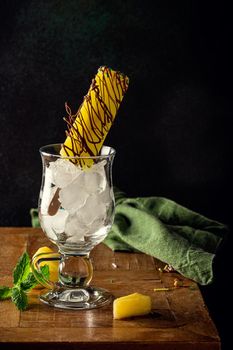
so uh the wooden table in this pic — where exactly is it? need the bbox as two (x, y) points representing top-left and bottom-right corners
(0, 227), (220, 349)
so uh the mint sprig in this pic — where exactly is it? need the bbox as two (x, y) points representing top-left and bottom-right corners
(11, 286), (29, 311)
(0, 251), (50, 311)
(0, 286), (12, 300)
(13, 251), (31, 285)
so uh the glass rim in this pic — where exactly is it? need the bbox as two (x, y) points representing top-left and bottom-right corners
(39, 143), (116, 160)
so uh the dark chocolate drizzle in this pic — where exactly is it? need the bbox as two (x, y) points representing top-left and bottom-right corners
(62, 66), (129, 165)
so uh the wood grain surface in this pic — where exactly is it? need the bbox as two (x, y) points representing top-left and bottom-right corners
(0, 228), (220, 349)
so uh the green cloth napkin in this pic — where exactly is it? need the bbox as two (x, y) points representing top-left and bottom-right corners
(30, 190), (227, 285)
(30, 208), (40, 228)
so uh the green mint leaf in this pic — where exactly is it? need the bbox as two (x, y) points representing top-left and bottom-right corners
(20, 272), (38, 291)
(0, 286), (12, 300)
(41, 264), (50, 280)
(13, 252), (31, 285)
(32, 264), (50, 287)
(11, 287), (28, 311)
(21, 264), (50, 291)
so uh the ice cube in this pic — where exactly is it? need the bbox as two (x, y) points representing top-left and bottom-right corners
(59, 175), (89, 213)
(40, 166), (57, 215)
(85, 216), (105, 235)
(40, 209), (68, 241)
(65, 213), (88, 242)
(84, 171), (105, 193)
(79, 194), (107, 225)
(99, 183), (113, 205)
(52, 209), (69, 233)
(49, 158), (82, 188)
(77, 160), (107, 194)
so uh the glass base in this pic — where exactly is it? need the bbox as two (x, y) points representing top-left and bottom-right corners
(39, 286), (112, 310)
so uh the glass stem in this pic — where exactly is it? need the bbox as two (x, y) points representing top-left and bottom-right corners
(58, 254), (93, 288)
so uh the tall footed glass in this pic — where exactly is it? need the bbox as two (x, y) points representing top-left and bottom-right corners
(32, 143), (116, 310)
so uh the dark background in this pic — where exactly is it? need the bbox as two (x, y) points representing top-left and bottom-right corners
(0, 1), (232, 348)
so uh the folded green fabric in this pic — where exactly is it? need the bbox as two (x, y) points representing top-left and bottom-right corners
(30, 190), (227, 285)
(30, 208), (40, 229)
(104, 190), (227, 285)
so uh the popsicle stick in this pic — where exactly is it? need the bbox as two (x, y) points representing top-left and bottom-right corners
(48, 188), (60, 216)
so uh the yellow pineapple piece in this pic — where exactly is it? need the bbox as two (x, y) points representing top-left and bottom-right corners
(113, 293), (152, 319)
(60, 66), (129, 166)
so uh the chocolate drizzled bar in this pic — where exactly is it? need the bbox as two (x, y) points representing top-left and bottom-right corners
(60, 66), (129, 165)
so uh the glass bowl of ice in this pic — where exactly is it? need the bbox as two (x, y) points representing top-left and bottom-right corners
(32, 143), (116, 310)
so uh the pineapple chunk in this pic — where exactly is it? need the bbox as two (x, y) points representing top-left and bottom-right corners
(113, 293), (152, 319)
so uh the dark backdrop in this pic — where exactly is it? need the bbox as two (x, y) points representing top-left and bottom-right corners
(0, 1), (232, 348)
